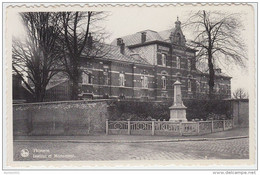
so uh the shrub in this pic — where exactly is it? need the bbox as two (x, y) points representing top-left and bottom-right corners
(107, 99), (231, 121)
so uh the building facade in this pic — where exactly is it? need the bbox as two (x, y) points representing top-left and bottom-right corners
(17, 18), (231, 102)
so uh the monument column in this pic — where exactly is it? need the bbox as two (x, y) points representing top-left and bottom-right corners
(169, 80), (187, 122)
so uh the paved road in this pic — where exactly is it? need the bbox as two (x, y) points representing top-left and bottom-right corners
(14, 138), (249, 161)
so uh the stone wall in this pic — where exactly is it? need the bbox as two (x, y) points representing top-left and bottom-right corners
(231, 99), (249, 128)
(13, 100), (110, 136)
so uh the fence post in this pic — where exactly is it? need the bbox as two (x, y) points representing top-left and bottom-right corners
(127, 119), (131, 135)
(197, 122), (200, 135)
(211, 120), (214, 133)
(179, 122), (183, 136)
(106, 119), (109, 135)
(152, 119), (155, 136)
(223, 120), (226, 131)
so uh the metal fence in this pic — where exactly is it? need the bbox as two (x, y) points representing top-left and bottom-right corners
(106, 119), (233, 136)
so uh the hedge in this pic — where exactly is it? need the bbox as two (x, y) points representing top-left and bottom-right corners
(107, 99), (232, 121)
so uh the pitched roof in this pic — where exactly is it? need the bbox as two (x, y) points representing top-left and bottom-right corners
(82, 43), (150, 65)
(195, 63), (232, 78)
(158, 29), (176, 41)
(111, 29), (167, 46)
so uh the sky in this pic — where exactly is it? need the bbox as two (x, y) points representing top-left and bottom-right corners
(11, 6), (251, 94)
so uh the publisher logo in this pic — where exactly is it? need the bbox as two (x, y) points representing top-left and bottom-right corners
(20, 149), (29, 158)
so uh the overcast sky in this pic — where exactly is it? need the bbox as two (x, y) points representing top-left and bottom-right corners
(11, 6), (251, 94)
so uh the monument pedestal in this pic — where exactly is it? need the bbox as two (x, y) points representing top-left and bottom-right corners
(169, 104), (187, 122)
(169, 80), (188, 122)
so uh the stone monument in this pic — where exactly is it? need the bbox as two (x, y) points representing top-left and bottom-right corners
(169, 80), (187, 122)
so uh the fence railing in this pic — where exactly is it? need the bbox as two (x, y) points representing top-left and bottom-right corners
(106, 119), (233, 136)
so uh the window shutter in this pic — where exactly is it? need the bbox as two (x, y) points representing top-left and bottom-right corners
(157, 53), (162, 65)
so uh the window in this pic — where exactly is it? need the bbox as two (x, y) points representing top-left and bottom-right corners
(216, 83), (220, 93)
(141, 76), (148, 89)
(187, 59), (191, 71)
(103, 71), (109, 85)
(176, 56), (180, 69)
(196, 81), (200, 92)
(162, 54), (167, 67)
(177, 33), (181, 45)
(82, 72), (92, 85)
(188, 79), (191, 92)
(119, 73), (125, 86)
(162, 76), (166, 89)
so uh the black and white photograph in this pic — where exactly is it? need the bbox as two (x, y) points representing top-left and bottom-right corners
(3, 2), (256, 170)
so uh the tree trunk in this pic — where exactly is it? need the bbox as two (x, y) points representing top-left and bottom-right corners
(34, 85), (45, 102)
(70, 78), (79, 100)
(208, 53), (215, 100)
(70, 63), (80, 100)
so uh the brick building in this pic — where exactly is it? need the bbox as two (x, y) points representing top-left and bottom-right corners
(15, 18), (231, 102)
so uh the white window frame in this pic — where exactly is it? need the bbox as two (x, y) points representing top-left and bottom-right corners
(196, 81), (200, 92)
(216, 83), (220, 93)
(119, 73), (125, 86)
(162, 53), (167, 67)
(141, 76), (148, 89)
(103, 71), (109, 85)
(176, 56), (180, 69)
(188, 79), (192, 92)
(82, 72), (92, 85)
(162, 76), (166, 90)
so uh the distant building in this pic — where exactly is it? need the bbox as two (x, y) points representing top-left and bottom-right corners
(14, 18), (231, 102)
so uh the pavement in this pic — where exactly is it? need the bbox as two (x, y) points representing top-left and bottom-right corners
(13, 128), (249, 161)
(14, 127), (249, 143)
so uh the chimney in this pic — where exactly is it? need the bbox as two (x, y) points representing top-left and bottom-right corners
(117, 38), (122, 46)
(141, 32), (146, 43)
(120, 42), (125, 55)
(117, 38), (125, 54)
(88, 33), (93, 49)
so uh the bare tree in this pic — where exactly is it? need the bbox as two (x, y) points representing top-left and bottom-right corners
(60, 11), (108, 100)
(12, 12), (62, 102)
(184, 10), (247, 99)
(232, 88), (248, 99)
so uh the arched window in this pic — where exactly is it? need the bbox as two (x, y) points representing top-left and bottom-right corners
(162, 76), (166, 90)
(176, 56), (181, 69)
